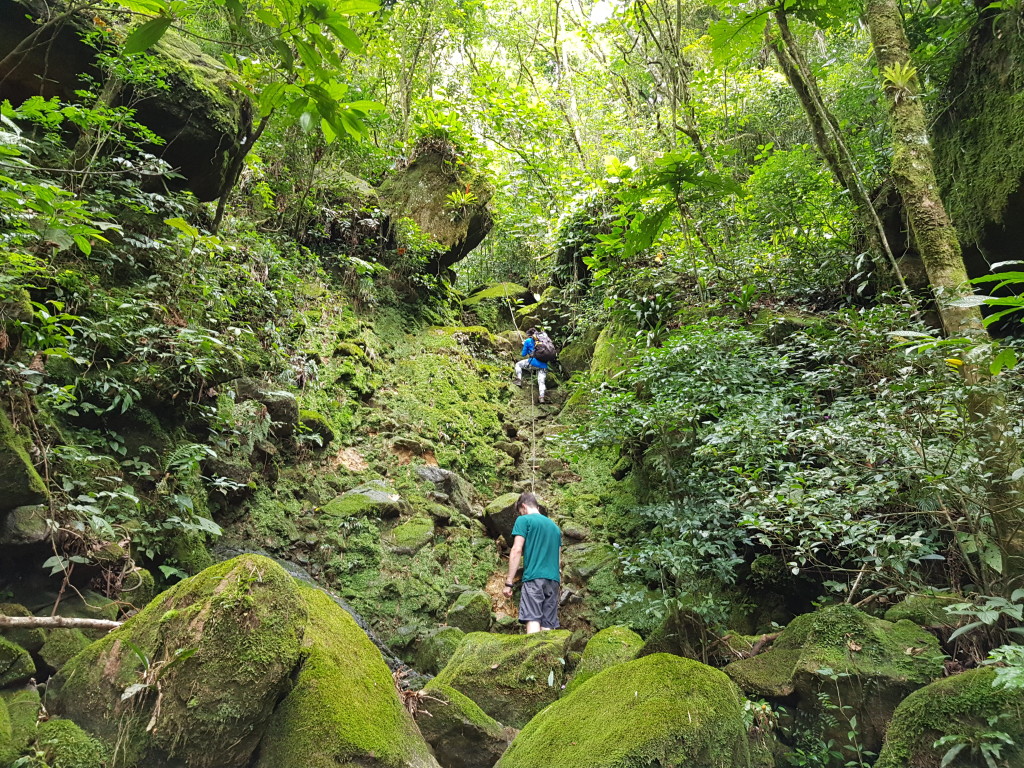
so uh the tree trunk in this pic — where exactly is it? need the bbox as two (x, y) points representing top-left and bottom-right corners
(864, 0), (985, 338)
(0, 615), (121, 631)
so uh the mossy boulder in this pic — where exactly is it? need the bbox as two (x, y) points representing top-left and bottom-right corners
(876, 667), (1024, 768)
(0, 602), (45, 652)
(883, 593), (960, 628)
(1, 504), (50, 545)
(1, 685), (41, 758)
(432, 630), (571, 728)
(496, 653), (755, 768)
(299, 409), (335, 447)
(253, 584), (439, 768)
(416, 626), (466, 676)
(33, 718), (108, 768)
(725, 605), (945, 758)
(0, 409), (47, 513)
(39, 629), (91, 672)
(0, 636), (35, 687)
(482, 493), (521, 545)
(565, 625), (643, 694)
(417, 682), (514, 768)
(415, 466), (476, 517)
(446, 591), (492, 633)
(558, 325), (601, 376)
(234, 379), (299, 439)
(378, 147), (494, 271)
(636, 608), (729, 666)
(323, 481), (410, 521)
(48, 555), (306, 768)
(390, 516), (436, 555)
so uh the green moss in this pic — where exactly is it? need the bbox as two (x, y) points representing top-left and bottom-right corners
(0, 694), (13, 766)
(496, 654), (752, 768)
(883, 594), (960, 627)
(389, 516), (435, 554)
(39, 629), (91, 672)
(417, 682), (512, 766)
(565, 625), (643, 694)
(299, 409), (335, 446)
(0, 408), (47, 508)
(415, 626), (465, 675)
(34, 719), (109, 768)
(431, 630), (571, 729)
(725, 649), (802, 698)
(1, 686), (41, 757)
(876, 668), (1024, 768)
(48, 555), (306, 768)
(254, 584), (437, 768)
(0, 637), (35, 687)
(0, 603), (45, 652)
(445, 591), (491, 633)
(166, 528), (214, 575)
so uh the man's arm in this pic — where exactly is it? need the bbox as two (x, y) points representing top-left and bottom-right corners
(503, 535), (525, 597)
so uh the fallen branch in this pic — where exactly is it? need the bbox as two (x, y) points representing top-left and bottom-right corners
(0, 615), (122, 631)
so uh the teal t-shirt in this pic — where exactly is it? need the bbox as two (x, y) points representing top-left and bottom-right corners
(511, 513), (561, 583)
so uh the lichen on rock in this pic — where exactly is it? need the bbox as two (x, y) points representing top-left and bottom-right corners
(496, 653), (755, 768)
(431, 630), (571, 729)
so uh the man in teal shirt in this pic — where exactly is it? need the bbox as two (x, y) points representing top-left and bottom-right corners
(502, 491), (562, 632)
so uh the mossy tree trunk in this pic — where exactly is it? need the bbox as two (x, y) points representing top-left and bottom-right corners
(864, 0), (985, 338)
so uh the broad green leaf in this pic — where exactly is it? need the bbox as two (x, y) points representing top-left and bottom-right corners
(334, 0), (381, 13)
(122, 16), (174, 55)
(990, 347), (1017, 375)
(326, 21), (364, 53)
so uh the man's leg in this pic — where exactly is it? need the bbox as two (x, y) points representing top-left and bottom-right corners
(537, 369), (546, 400)
(514, 358), (529, 384)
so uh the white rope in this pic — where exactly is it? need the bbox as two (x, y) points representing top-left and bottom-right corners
(502, 285), (538, 493)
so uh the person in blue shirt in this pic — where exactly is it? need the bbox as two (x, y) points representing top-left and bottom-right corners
(514, 327), (548, 403)
(502, 491), (562, 632)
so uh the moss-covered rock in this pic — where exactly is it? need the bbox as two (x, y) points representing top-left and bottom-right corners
(39, 629), (91, 672)
(253, 584), (439, 768)
(378, 147), (494, 272)
(883, 593), (960, 628)
(0, 408), (47, 512)
(1, 685), (41, 758)
(1, 504), (50, 545)
(636, 608), (730, 666)
(322, 481), (410, 521)
(0, 603), (45, 652)
(415, 466), (475, 517)
(725, 605), (945, 758)
(445, 591), (492, 633)
(432, 630), (571, 729)
(417, 682), (513, 768)
(390, 516), (436, 555)
(496, 653), (754, 768)
(0, 636), (35, 687)
(557, 326), (601, 376)
(299, 409), (335, 447)
(876, 667), (1024, 768)
(48, 555), (306, 768)
(482, 493), (521, 545)
(416, 626), (466, 676)
(34, 718), (109, 768)
(0, 693), (12, 766)
(565, 625), (643, 694)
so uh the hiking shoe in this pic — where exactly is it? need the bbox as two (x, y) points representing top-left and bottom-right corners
(538, 396), (545, 404)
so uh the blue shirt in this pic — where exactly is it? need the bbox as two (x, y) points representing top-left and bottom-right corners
(521, 337), (548, 369)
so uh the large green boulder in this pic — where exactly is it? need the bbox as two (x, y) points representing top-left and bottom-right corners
(322, 480), (411, 521)
(0, 636), (34, 687)
(883, 593), (960, 628)
(378, 146), (494, 271)
(0, 602), (45, 652)
(390, 516), (436, 555)
(417, 626), (466, 676)
(496, 653), (755, 768)
(565, 625), (643, 694)
(39, 628), (91, 673)
(253, 584), (439, 768)
(48, 555), (306, 768)
(417, 683), (513, 768)
(876, 667), (1024, 768)
(446, 591), (492, 633)
(725, 605), (945, 759)
(0, 409), (47, 513)
(432, 631), (571, 729)
(33, 718), (109, 768)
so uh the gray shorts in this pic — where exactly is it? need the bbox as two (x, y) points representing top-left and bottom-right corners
(518, 578), (560, 628)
